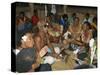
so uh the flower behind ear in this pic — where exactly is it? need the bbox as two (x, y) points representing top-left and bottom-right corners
(22, 35), (28, 42)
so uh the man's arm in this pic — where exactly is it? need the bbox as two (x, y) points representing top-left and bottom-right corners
(32, 53), (41, 70)
(34, 36), (42, 52)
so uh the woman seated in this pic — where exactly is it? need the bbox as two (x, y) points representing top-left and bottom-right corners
(65, 17), (82, 46)
(81, 22), (93, 45)
(15, 31), (51, 73)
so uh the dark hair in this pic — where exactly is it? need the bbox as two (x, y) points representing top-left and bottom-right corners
(34, 9), (37, 13)
(34, 9), (38, 16)
(16, 30), (23, 48)
(72, 13), (76, 17)
(83, 21), (91, 29)
(93, 16), (97, 25)
(63, 14), (68, 19)
(47, 13), (54, 19)
(16, 30), (33, 48)
(73, 17), (80, 22)
(19, 11), (25, 17)
(85, 13), (90, 17)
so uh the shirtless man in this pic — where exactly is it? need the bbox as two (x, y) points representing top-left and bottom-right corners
(33, 25), (56, 54)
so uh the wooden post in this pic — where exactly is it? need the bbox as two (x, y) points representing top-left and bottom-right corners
(29, 3), (34, 17)
(45, 5), (47, 17)
(64, 5), (67, 14)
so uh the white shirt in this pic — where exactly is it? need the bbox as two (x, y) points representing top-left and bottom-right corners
(13, 49), (20, 55)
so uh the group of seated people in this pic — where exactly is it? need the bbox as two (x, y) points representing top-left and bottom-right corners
(15, 10), (97, 73)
